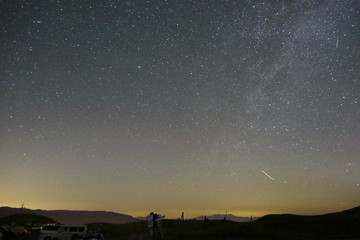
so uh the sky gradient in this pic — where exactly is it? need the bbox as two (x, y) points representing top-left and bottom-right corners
(1, 0), (359, 218)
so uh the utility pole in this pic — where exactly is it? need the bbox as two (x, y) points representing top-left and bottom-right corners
(180, 212), (184, 221)
(20, 203), (25, 214)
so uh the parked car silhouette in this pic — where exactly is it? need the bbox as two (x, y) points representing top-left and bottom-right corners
(2, 226), (30, 236)
(39, 225), (87, 240)
(0, 226), (14, 239)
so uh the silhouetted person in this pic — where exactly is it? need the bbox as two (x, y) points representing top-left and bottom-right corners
(147, 212), (155, 237)
(146, 212), (164, 239)
(153, 213), (158, 229)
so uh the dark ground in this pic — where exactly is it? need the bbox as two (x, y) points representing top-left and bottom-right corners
(1, 206), (359, 240)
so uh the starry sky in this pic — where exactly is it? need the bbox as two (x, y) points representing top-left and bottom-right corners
(1, 0), (359, 219)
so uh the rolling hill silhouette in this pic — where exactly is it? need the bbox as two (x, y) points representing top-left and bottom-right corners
(253, 206), (360, 238)
(0, 207), (136, 224)
(0, 213), (58, 225)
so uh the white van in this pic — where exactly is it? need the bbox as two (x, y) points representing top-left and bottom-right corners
(47, 225), (87, 240)
(38, 225), (61, 240)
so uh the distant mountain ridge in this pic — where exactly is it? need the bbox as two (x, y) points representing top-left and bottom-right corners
(194, 214), (258, 222)
(0, 207), (136, 224)
(0, 213), (58, 225)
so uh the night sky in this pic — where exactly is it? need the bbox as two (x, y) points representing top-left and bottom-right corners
(1, 0), (359, 218)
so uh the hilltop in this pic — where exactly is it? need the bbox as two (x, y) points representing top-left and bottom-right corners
(0, 207), (136, 224)
(0, 213), (57, 225)
(251, 206), (360, 239)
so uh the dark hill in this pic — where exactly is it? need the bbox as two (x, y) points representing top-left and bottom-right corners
(0, 207), (136, 224)
(254, 206), (360, 238)
(0, 213), (57, 225)
(256, 205), (360, 223)
(89, 207), (360, 240)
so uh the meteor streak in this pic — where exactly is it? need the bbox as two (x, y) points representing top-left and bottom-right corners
(336, 36), (339, 48)
(261, 170), (274, 180)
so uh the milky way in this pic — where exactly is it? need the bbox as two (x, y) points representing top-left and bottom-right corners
(1, 1), (359, 218)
